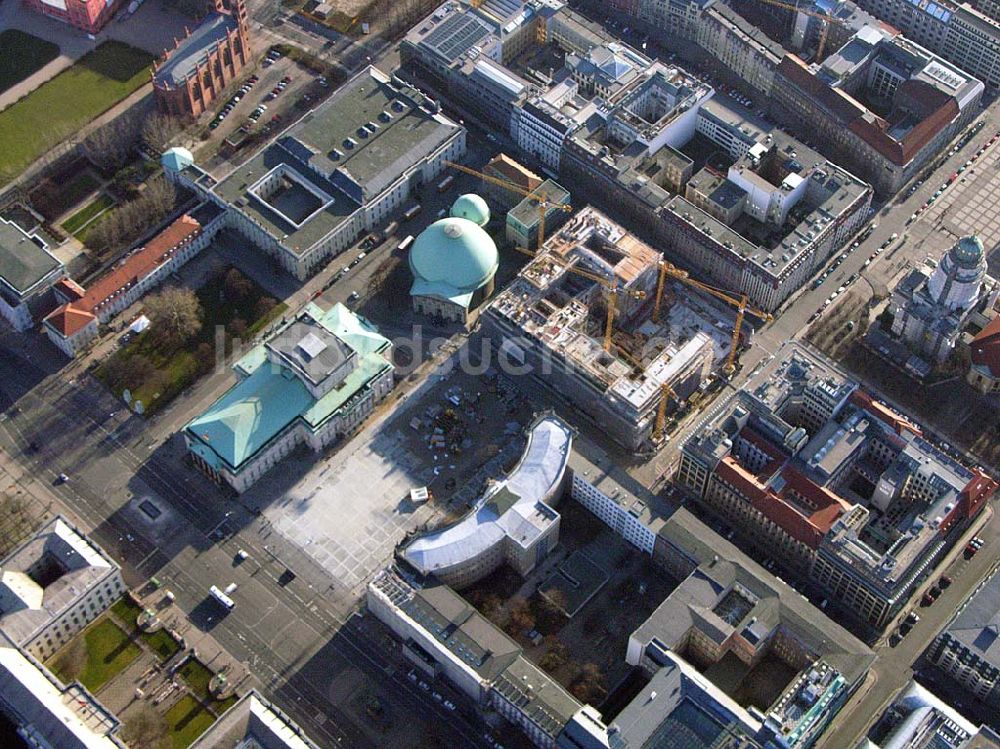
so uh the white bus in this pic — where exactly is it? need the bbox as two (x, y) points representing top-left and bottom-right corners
(398, 235), (415, 252)
(209, 585), (235, 610)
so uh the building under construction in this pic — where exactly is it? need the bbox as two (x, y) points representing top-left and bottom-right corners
(482, 206), (749, 450)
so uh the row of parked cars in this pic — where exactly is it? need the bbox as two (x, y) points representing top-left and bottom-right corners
(906, 130), (1000, 224)
(209, 74), (261, 130)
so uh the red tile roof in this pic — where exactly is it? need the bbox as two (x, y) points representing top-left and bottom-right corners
(777, 55), (960, 167)
(43, 215), (202, 340)
(80, 215), (201, 315)
(715, 457), (850, 549)
(970, 316), (1000, 377)
(849, 390), (921, 436)
(44, 304), (96, 337)
(54, 278), (86, 302)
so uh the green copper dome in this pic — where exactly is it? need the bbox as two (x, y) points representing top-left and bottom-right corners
(953, 235), (984, 268)
(161, 147), (193, 172)
(450, 194), (491, 227)
(409, 218), (498, 306)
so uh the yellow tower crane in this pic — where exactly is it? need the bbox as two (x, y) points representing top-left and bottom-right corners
(652, 383), (678, 444)
(652, 261), (772, 376)
(512, 245), (645, 352)
(752, 0), (849, 61)
(444, 161), (572, 249)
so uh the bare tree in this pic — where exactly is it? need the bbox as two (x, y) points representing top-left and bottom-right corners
(144, 287), (203, 349)
(506, 597), (535, 635)
(570, 663), (606, 703)
(121, 704), (169, 749)
(83, 110), (143, 172)
(141, 113), (181, 153)
(0, 491), (38, 556)
(85, 176), (178, 256)
(224, 268), (254, 300)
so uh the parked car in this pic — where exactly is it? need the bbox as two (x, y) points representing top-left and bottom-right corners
(939, 575), (952, 588)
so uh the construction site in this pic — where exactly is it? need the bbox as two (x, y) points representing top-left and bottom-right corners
(481, 206), (770, 451)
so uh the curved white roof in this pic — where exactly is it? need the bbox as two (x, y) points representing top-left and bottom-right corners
(403, 416), (572, 576)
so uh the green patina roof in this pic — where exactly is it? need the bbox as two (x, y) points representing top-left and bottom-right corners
(161, 147), (194, 172)
(450, 193), (490, 227)
(953, 235), (984, 267)
(185, 303), (391, 472)
(409, 217), (497, 308)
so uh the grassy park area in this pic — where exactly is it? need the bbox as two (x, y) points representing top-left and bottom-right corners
(0, 41), (153, 184)
(96, 267), (287, 415)
(164, 695), (215, 749)
(0, 30), (60, 94)
(50, 617), (141, 692)
(62, 193), (115, 236)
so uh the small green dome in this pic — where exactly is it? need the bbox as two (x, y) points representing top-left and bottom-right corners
(450, 194), (490, 227)
(161, 147), (193, 172)
(953, 235), (984, 268)
(409, 217), (498, 295)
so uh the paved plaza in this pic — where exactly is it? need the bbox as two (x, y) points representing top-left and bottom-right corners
(243, 426), (435, 594)
(922, 145), (1000, 276)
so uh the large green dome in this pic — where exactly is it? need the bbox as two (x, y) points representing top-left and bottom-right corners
(450, 194), (490, 227)
(409, 218), (499, 301)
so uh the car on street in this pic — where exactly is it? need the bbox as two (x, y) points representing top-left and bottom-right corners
(939, 575), (952, 588)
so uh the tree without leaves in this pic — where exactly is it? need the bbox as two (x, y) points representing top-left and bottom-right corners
(506, 596), (535, 635)
(224, 268), (254, 300)
(141, 112), (181, 153)
(144, 287), (203, 350)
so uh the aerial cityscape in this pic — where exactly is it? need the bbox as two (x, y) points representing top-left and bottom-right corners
(0, 0), (999, 746)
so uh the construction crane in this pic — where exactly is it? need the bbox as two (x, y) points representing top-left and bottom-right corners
(751, 0), (849, 61)
(652, 383), (678, 445)
(511, 245), (645, 352)
(444, 160), (572, 249)
(652, 260), (772, 376)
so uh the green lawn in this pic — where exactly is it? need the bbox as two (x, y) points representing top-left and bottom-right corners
(178, 658), (213, 701)
(97, 267), (283, 415)
(0, 41), (153, 184)
(62, 193), (114, 235)
(109, 596), (182, 661)
(52, 618), (141, 692)
(110, 596), (141, 624)
(0, 30), (60, 94)
(164, 695), (215, 749)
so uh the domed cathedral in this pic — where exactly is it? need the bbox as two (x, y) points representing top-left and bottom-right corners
(888, 234), (999, 365)
(408, 195), (499, 327)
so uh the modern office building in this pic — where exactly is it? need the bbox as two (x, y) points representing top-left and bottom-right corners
(0, 216), (64, 332)
(926, 566), (1000, 709)
(861, 680), (990, 749)
(368, 569), (585, 749)
(153, 0), (251, 118)
(628, 539), (875, 749)
(185, 302), (394, 493)
(0, 517), (125, 662)
(676, 343), (996, 628)
(188, 690), (321, 749)
(482, 207), (723, 450)
(167, 66), (466, 281)
(886, 235), (999, 365)
(852, 0), (1000, 87)
(400, 414), (572, 588)
(0, 631), (127, 749)
(43, 211), (222, 357)
(409, 194), (499, 327)
(506, 179), (571, 250)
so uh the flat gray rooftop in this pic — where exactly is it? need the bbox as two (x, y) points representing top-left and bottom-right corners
(212, 67), (461, 255)
(0, 218), (60, 296)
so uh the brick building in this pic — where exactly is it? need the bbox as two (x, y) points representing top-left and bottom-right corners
(23, 0), (124, 35)
(153, 0), (251, 118)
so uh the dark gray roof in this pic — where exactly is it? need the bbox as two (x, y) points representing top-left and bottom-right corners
(942, 568), (1000, 667)
(154, 14), (238, 87)
(641, 509), (875, 688)
(0, 219), (60, 296)
(188, 690), (321, 749)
